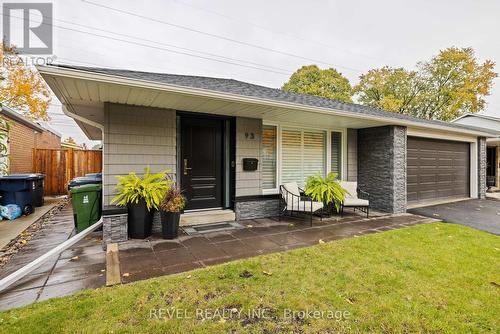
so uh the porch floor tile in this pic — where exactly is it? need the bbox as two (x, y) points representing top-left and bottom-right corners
(117, 211), (434, 284)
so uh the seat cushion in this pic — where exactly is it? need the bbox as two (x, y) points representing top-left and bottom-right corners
(294, 201), (324, 212)
(283, 182), (300, 197)
(282, 182), (301, 207)
(343, 198), (369, 207)
(339, 181), (358, 199)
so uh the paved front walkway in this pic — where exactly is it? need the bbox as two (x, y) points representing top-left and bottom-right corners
(0, 205), (105, 311)
(409, 198), (500, 235)
(0, 197), (61, 249)
(119, 213), (433, 284)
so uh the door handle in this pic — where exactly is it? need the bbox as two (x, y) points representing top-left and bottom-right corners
(183, 159), (192, 175)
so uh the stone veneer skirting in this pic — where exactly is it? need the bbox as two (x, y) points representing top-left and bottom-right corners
(152, 211), (161, 234)
(357, 125), (407, 213)
(478, 137), (487, 199)
(235, 198), (280, 220)
(103, 213), (128, 249)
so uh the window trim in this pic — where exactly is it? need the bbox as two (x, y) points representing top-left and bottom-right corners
(262, 121), (347, 195)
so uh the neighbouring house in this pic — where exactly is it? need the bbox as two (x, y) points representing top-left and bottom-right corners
(0, 104), (61, 174)
(453, 113), (500, 191)
(37, 65), (500, 226)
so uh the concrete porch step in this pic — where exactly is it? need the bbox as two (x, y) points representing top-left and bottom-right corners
(180, 209), (236, 226)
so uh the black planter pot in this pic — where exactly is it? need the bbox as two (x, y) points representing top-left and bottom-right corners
(160, 211), (180, 239)
(127, 199), (154, 239)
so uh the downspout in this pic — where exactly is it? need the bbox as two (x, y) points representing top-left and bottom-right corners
(0, 218), (103, 293)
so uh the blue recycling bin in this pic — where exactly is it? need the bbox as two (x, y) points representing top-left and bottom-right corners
(0, 174), (38, 215)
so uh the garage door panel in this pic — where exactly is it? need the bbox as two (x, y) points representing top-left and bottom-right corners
(407, 137), (470, 204)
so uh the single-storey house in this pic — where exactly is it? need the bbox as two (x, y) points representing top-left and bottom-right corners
(37, 65), (499, 224)
(453, 113), (500, 191)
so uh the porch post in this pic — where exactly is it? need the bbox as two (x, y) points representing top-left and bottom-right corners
(477, 137), (487, 198)
(357, 125), (407, 213)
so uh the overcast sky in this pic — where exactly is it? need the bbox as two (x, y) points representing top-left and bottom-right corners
(10, 0), (500, 144)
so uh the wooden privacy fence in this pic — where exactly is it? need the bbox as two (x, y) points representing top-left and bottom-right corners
(32, 149), (102, 195)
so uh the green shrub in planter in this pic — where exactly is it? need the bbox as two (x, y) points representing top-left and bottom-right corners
(305, 172), (347, 213)
(111, 167), (172, 238)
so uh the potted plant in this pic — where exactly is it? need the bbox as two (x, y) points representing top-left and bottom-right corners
(305, 172), (347, 215)
(111, 167), (171, 239)
(159, 187), (186, 239)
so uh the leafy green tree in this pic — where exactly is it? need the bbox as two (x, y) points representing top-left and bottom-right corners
(282, 65), (353, 102)
(354, 47), (497, 121)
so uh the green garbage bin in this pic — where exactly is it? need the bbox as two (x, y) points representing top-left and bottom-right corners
(70, 183), (102, 233)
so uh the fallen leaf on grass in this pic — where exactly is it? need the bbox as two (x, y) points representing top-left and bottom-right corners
(186, 275), (192, 279)
(262, 271), (272, 276)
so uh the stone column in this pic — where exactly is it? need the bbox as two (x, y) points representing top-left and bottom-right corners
(357, 125), (407, 213)
(497, 146), (500, 189)
(478, 137), (487, 198)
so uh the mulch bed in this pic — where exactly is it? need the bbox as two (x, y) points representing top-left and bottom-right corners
(0, 198), (68, 268)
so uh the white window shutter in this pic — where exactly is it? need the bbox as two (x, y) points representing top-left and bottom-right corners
(261, 125), (277, 189)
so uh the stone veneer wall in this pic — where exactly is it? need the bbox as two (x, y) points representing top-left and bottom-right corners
(357, 125), (407, 213)
(478, 137), (487, 198)
(497, 147), (500, 190)
(234, 198), (280, 220)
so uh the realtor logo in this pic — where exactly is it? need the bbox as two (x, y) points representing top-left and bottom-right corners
(2, 3), (53, 54)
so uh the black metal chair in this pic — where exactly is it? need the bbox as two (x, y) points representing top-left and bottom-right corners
(278, 182), (324, 226)
(339, 181), (370, 218)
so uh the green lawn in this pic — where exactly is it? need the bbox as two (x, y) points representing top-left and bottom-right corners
(1, 222), (498, 333)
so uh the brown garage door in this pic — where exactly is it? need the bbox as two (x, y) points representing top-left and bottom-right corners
(407, 137), (470, 203)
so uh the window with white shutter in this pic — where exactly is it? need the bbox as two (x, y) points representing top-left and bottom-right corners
(261, 124), (338, 193)
(331, 132), (342, 178)
(282, 128), (326, 187)
(262, 125), (277, 189)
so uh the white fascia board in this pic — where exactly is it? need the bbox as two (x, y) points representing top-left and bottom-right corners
(37, 65), (497, 138)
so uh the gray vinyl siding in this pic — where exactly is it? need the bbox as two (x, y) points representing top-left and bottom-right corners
(103, 103), (176, 205)
(235, 117), (262, 196)
(347, 129), (358, 181)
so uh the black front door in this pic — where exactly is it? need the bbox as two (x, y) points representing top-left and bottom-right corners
(181, 117), (223, 210)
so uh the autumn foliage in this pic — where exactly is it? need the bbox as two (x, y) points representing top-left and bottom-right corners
(0, 43), (51, 120)
(283, 47), (497, 121)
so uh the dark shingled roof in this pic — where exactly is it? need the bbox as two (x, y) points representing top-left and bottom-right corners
(51, 64), (499, 136)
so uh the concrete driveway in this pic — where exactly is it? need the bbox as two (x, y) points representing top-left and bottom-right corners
(409, 199), (500, 235)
